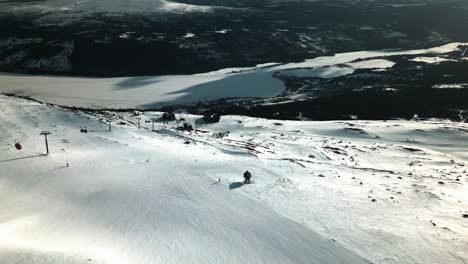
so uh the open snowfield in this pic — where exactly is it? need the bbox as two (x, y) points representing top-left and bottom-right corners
(0, 42), (467, 109)
(1, 94), (467, 263)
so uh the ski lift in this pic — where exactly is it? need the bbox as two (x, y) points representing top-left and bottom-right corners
(14, 141), (22, 150)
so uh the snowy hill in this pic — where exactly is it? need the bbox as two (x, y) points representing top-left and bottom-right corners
(0, 0), (213, 18)
(1, 94), (467, 263)
(0, 95), (371, 263)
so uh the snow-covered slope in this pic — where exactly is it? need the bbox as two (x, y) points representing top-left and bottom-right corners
(0, 42), (466, 109)
(0, 0), (213, 17)
(1, 94), (467, 264)
(0, 95), (371, 263)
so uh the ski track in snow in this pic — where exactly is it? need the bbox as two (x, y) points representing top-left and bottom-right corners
(0, 42), (467, 109)
(0, 95), (467, 264)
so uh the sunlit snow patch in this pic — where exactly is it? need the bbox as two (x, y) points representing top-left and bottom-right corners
(214, 29), (231, 34)
(411, 56), (456, 64)
(280, 66), (354, 78)
(280, 59), (394, 78)
(433, 83), (468, 89)
(346, 59), (395, 69)
(183, 33), (196, 38)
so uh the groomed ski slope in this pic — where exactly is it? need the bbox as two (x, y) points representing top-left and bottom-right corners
(1, 94), (467, 264)
(0, 95), (370, 263)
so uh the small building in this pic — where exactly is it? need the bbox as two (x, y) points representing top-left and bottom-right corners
(177, 122), (194, 131)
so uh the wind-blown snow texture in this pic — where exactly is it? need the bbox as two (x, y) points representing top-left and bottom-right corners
(0, 95), (467, 264)
(0, 42), (466, 109)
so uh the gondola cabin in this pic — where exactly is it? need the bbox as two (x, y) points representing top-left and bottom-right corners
(15, 142), (22, 150)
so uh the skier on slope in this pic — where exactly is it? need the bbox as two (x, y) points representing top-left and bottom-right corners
(244, 171), (252, 184)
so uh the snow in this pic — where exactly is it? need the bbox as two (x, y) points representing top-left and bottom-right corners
(0, 0), (238, 24)
(433, 83), (468, 89)
(411, 56), (457, 64)
(346, 59), (395, 69)
(0, 42), (467, 109)
(0, 68), (284, 109)
(182, 33), (195, 38)
(0, 95), (370, 264)
(384, 31), (408, 39)
(280, 59), (394, 78)
(214, 29), (231, 34)
(118, 33), (132, 39)
(273, 42), (466, 70)
(359, 26), (374, 31)
(281, 66), (354, 78)
(1, 94), (467, 264)
(0, 0), (213, 16)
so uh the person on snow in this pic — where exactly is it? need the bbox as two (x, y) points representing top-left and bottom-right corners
(244, 170), (252, 184)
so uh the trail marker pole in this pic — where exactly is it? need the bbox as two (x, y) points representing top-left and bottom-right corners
(40, 131), (51, 155)
(108, 120), (112, 131)
(137, 117), (141, 129)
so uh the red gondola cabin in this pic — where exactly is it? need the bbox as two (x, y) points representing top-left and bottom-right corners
(15, 142), (22, 150)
